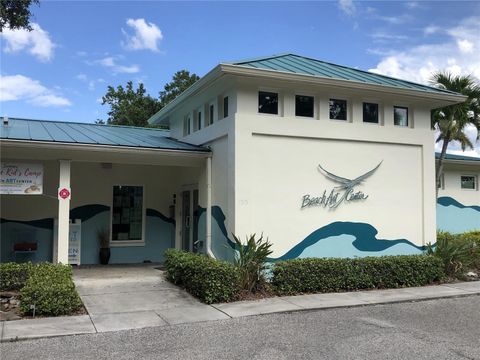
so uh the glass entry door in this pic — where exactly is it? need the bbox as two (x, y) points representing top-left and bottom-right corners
(181, 189), (199, 253)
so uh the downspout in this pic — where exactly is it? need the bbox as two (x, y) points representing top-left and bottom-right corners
(206, 155), (215, 258)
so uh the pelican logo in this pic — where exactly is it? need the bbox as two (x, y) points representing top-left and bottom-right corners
(301, 161), (382, 209)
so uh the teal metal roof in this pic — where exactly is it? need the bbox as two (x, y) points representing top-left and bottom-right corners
(436, 152), (480, 162)
(230, 53), (459, 96)
(0, 118), (209, 152)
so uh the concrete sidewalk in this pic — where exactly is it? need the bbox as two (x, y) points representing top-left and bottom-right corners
(1, 281), (479, 342)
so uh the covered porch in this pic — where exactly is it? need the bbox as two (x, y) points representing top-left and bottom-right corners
(0, 118), (213, 265)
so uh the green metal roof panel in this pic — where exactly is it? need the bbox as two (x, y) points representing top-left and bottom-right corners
(0, 118), (210, 152)
(435, 152), (480, 162)
(230, 54), (459, 95)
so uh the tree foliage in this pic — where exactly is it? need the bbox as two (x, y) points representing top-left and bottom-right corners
(0, 0), (39, 32)
(100, 70), (199, 127)
(430, 71), (480, 197)
(159, 70), (200, 108)
(101, 81), (162, 127)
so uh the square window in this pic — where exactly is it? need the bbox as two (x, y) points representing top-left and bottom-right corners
(394, 106), (408, 127)
(258, 91), (278, 115)
(223, 96), (229, 118)
(461, 175), (476, 190)
(329, 99), (347, 120)
(295, 95), (314, 117)
(112, 185), (143, 242)
(363, 102), (379, 123)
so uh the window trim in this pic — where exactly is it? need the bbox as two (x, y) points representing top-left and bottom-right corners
(184, 114), (191, 136)
(110, 184), (146, 247)
(460, 174), (477, 191)
(196, 109), (202, 131)
(295, 94), (315, 118)
(394, 106), (409, 127)
(363, 102), (379, 124)
(258, 90), (279, 116)
(208, 103), (215, 126)
(329, 98), (348, 121)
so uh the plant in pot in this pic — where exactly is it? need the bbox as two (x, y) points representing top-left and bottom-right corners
(97, 228), (110, 265)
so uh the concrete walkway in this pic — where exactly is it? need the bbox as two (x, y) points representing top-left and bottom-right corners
(1, 268), (479, 342)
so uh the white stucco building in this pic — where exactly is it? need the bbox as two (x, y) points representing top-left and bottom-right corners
(1, 54), (478, 264)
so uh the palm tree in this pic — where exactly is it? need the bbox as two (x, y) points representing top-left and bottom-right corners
(430, 72), (480, 197)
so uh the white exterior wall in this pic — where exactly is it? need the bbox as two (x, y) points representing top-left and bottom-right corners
(439, 163), (480, 207)
(164, 75), (442, 259)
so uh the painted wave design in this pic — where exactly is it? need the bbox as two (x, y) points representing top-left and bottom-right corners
(271, 222), (425, 261)
(437, 197), (480, 212)
(437, 197), (480, 234)
(204, 206), (424, 261)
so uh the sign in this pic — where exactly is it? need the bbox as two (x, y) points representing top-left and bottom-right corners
(301, 161), (382, 209)
(0, 163), (43, 195)
(69, 219), (82, 265)
(58, 187), (71, 200)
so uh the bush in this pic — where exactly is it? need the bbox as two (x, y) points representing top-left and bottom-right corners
(0, 262), (35, 291)
(233, 234), (273, 292)
(19, 263), (83, 316)
(272, 255), (445, 295)
(427, 231), (480, 276)
(164, 249), (240, 304)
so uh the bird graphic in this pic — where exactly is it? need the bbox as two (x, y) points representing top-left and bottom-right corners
(317, 161), (383, 191)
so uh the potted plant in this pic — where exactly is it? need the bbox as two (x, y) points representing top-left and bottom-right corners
(97, 227), (110, 265)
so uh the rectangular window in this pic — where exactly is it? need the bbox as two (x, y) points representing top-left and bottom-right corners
(112, 185), (144, 242)
(197, 111), (202, 130)
(329, 99), (347, 120)
(363, 102), (379, 123)
(223, 96), (229, 118)
(394, 106), (408, 127)
(461, 175), (477, 190)
(183, 115), (191, 136)
(295, 95), (314, 117)
(258, 91), (278, 115)
(209, 104), (214, 125)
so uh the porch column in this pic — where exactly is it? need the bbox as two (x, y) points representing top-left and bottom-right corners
(57, 160), (71, 264)
(206, 156), (214, 258)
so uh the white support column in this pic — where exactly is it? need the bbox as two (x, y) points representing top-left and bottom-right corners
(205, 156), (214, 258)
(57, 160), (71, 264)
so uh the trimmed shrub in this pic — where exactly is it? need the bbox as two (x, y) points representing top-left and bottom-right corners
(20, 263), (83, 316)
(272, 255), (445, 295)
(0, 262), (35, 291)
(165, 249), (240, 304)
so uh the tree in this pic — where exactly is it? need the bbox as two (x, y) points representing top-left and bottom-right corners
(430, 71), (480, 197)
(159, 70), (199, 108)
(100, 70), (199, 127)
(101, 81), (162, 127)
(0, 0), (39, 32)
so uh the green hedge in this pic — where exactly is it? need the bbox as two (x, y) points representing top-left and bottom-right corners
(272, 255), (445, 295)
(20, 263), (83, 316)
(0, 262), (35, 291)
(164, 249), (240, 304)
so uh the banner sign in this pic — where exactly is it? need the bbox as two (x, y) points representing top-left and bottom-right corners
(0, 163), (43, 195)
(301, 161), (382, 209)
(69, 219), (82, 265)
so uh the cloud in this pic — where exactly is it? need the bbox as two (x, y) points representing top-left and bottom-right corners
(370, 32), (408, 42)
(405, 2), (419, 9)
(122, 18), (163, 52)
(0, 74), (71, 107)
(376, 14), (413, 25)
(76, 74), (106, 91)
(94, 56), (140, 74)
(423, 25), (440, 36)
(368, 16), (480, 83)
(1, 23), (55, 62)
(338, 0), (356, 16)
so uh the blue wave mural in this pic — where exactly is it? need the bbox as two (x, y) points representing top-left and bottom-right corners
(202, 206), (424, 262)
(437, 196), (480, 234)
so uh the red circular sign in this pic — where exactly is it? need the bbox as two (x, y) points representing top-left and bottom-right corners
(59, 188), (70, 199)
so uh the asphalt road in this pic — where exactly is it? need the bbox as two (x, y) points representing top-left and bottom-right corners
(1, 296), (479, 360)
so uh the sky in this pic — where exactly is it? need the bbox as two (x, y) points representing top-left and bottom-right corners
(0, 0), (479, 156)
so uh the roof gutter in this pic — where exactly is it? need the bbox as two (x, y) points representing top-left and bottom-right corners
(0, 139), (211, 157)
